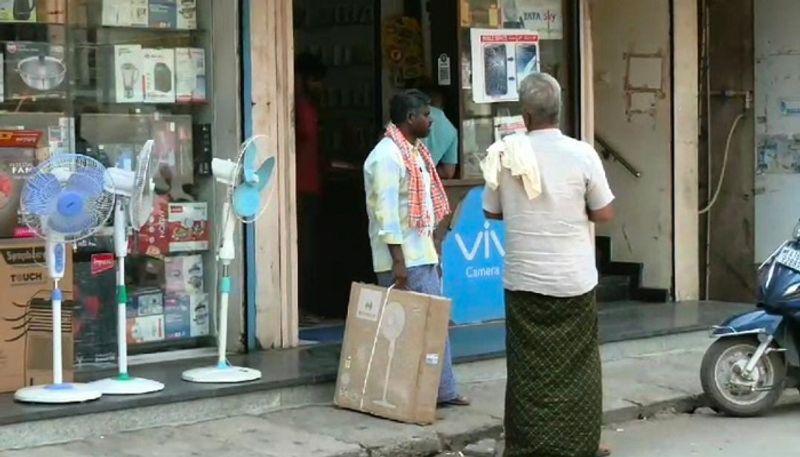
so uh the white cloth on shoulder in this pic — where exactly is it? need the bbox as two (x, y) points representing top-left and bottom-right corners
(480, 133), (542, 200)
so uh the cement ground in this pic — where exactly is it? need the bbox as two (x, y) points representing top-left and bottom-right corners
(0, 331), (718, 456)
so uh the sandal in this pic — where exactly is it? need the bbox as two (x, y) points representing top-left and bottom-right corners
(597, 446), (612, 457)
(438, 395), (471, 407)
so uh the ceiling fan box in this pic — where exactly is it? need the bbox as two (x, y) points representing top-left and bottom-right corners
(0, 239), (74, 393)
(334, 282), (451, 425)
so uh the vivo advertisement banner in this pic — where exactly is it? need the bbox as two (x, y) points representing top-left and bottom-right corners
(442, 187), (506, 324)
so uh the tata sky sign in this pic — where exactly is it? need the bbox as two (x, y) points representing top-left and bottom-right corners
(442, 187), (506, 324)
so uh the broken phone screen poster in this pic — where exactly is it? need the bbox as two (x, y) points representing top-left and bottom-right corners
(470, 29), (540, 104)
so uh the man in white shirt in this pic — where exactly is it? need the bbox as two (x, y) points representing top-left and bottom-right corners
(482, 73), (614, 457)
(363, 89), (470, 407)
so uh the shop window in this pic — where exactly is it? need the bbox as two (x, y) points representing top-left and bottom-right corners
(457, 0), (576, 179)
(0, 0), (220, 369)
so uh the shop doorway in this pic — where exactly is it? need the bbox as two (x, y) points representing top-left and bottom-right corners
(293, 0), (384, 335)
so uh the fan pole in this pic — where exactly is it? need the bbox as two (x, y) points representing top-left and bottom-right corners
(114, 199), (130, 379)
(52, 278), (63, 385)
(181, 201), (261, 383)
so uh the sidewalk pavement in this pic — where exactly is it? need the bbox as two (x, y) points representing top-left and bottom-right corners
(0, 332), (712, 457)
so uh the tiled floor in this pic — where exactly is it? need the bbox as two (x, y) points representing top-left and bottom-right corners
(0, 300), (753, 427)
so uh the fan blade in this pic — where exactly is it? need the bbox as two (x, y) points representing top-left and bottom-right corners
(21, 172), (61, 215)
(254, 157), (276, 192)
(232, 185), (261, 219)
(65, 169), (106, 199)
(48, 211), (93, 235)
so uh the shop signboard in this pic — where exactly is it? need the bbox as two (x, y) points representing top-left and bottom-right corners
(501, 0), (563, 39)
(442, 187), (506, 324)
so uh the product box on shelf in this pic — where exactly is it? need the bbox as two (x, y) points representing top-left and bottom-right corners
(143, 48), (176, 104)
(0, 53), (4, 103)
(73, 252), (117, 366)
(4, 42), (66, 100)
(167, 202), (209, 253)
(127, 314), (165, 344)
(0, 0), (37, 22)
(193, 123), (212, 176)
(149, 0), (177, 29)
(0, 147), (36, 239)
(102, 0), (148, 27)
(175, 48), (206, 103)
(164, 293), (190, 339)
(132, 194), (170, 258)
(127, 287), (164, 318)
(176, 0), (196, 30)
(37, 0), (66, 24)
(112, 44), (144, 103)
(165, 254), (204, 294)
(0, 240), (75, 393)
(189, 293), (209, 337)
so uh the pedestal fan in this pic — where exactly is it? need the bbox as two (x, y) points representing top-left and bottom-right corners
(182, 135), (276, 383)
(15, 154), (115, 404)
(90, 140), (165, 395)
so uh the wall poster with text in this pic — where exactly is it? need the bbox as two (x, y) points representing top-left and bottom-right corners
(470, 29), (540, 104)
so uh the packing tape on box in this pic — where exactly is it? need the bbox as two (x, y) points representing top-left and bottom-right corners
(358, 283), (395, 411)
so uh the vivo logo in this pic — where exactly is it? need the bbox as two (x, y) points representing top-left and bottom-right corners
(454, 222), (505, 261)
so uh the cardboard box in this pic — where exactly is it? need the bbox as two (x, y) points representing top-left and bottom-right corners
(25, 295), (74, 387)
(143, 48), (175, 104)
(132, 195), (170, 258)
(175, 47), (206, 103)
(127, 288), (164, 318)
(176, 0), (196, 30)
(165, 254), (203, 294)
(127, 314), (165, 344)
(37, 0), (65, 23)
(149, 0), (177, 29)
(0, 148), (36, 238)
(164, 293), (190, 339)
(73, 252), (117, 366)
(112, 45), (144, 103)
(4, 42), (66, 100)
(0, 0), (37, 22)
(334, 283), (451, 425)
(167, 202), (209, 253)
(189, 293), (209, 337)
(0, 240), (74, 393)
(102, 0), (147, 27)
(0, 53), (4, 103)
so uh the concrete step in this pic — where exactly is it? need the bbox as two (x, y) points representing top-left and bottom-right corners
(0, 331), (715, 453)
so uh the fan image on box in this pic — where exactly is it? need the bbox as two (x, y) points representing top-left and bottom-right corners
(15, 154), (115, 404)
(182, 135), (276, 384)
(90, 140), (166, 395)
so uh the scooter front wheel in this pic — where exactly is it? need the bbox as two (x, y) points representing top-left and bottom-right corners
(700, 336), (786, 417)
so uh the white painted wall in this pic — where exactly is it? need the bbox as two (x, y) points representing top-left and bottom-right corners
(754, 0), (800, 261)
(591, 0), (673, 290)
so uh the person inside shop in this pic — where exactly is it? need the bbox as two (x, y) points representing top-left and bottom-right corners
(482, 72), (614, 457)
(418, 80), (459, 180)
(363, 89), (470, 407)
(295, 52), (327, 325)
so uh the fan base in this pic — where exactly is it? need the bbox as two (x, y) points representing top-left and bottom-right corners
(14, 383), (102, 404)
(90, 376), (165, 395)
(182, 365), (262, 384)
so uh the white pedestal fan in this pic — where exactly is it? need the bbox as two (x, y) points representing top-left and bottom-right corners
(90, 141), (165, 395)
(14, 154), (115, 404)
(182, 135), (277, 384)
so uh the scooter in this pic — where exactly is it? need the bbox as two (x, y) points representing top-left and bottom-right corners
(700, 221), (800, 417)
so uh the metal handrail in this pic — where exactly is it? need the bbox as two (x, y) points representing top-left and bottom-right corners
(595, 135), (642, 178)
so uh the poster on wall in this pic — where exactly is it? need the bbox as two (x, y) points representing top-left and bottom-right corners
(470, 29), (540, 104)
(501, 0), (563, 40)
